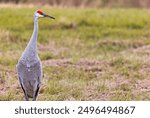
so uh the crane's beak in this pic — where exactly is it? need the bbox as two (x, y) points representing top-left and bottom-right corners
(43, 13), (55, 19)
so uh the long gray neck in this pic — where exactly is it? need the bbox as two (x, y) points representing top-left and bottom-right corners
(27, 18), (38, 50)
(19, 17), (40, 66)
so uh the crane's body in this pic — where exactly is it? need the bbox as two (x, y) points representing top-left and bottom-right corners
(16, 10), (55, 101)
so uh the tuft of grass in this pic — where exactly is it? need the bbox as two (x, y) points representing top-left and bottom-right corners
(111, 91), (133, 101)
(40, 52), (55, 60)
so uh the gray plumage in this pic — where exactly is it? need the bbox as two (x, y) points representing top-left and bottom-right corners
(16, 10), (55, 101)
(16, 61), (42, 100)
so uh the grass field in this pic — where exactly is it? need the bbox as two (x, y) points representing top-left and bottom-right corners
(0, 5), (150, 100)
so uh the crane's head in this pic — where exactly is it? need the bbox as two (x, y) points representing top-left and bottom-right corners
(35, 10), (55, 19)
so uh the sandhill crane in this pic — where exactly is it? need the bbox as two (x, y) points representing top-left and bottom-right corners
(16, 10), (55, 101)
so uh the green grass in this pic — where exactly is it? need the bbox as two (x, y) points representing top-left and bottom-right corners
(0, 5), (150, 100)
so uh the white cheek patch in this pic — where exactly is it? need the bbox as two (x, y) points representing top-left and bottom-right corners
(35, 13), (43, 18)
(38, 14), (44, 17)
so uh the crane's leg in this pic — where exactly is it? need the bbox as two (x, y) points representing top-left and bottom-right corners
(20, 82), (29, 101)
(19, 77), (29, 101)
(33, 84), (40, 101)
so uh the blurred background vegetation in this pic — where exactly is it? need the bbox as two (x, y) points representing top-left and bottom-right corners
(0, 0), (150, 8)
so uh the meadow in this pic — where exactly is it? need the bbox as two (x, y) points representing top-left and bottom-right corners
(0, 5), (150, 100)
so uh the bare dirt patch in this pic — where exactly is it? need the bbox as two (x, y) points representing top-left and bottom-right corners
(39, 42), (68, 55)
(133, 45), (150, 54)
(83, 81), (113, 101)
(76, 59), (107, 72)
(42, 58), (109, 75)
(111, 74), (133, 89)
(42, 58), (72, 67)
(135, 79), (150, 92)
(139, 66), (150, 75)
